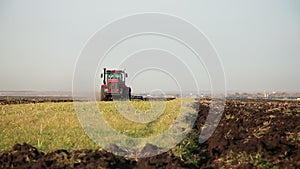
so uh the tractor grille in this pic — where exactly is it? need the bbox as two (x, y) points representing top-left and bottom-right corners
(108, 83), (118, 90)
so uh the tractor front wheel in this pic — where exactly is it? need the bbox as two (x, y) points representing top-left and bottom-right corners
(100, 87), (105, 101)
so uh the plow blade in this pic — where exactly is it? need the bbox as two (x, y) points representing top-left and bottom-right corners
(130, 95), (176, 101)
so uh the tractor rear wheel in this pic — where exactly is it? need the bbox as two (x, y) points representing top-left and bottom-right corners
(128, 87), (131, 100)
(120, 87), (131, 100)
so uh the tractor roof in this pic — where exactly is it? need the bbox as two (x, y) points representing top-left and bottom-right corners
(106, 70), (125, 73)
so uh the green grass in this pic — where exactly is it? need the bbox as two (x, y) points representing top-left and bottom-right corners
(216, 151), (279, 169)
(0, 102), (97, 151)
(99, 100), (181, 138)
(0, 99), (192, 152)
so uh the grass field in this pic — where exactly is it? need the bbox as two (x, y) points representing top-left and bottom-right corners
(0, 99), (190, 152)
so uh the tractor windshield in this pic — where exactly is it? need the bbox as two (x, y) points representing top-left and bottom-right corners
(107, 73), (124, 81)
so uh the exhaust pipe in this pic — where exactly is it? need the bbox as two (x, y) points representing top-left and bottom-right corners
(103, 68), (106, 84)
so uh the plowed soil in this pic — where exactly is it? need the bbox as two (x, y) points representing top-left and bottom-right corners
(0, 98), (299, 168)
(0, 96), (74, 104)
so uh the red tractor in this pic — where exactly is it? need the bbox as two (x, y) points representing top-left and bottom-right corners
(100, 68), (131, 101)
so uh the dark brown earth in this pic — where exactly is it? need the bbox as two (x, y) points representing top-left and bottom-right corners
(0, 96), (75, 104)
(0, 98), (299, 168)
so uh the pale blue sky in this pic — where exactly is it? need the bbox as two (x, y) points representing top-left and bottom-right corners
(0, 0), (299, 93)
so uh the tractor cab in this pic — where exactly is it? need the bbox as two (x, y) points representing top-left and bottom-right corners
(107, 71), (125, 82)
(101, 69), (127, 84)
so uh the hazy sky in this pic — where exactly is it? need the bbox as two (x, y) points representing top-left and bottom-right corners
(1, 0), (300, 93)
